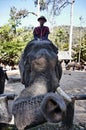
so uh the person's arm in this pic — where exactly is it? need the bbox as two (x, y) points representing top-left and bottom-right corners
(33, 27), (40, 40)
(33, 28), (37, 40)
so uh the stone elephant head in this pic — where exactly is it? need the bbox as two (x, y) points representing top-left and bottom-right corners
(12, 40), (65, 130)
(19, 40), (62, 96)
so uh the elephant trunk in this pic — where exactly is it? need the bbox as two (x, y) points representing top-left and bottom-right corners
(41, 93), (66, 123)
(12, 93), (66, 130)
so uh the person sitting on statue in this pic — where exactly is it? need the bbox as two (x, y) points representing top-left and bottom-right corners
(33, 16), (50, 40)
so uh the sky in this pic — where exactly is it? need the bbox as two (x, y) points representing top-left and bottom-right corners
(0, 0), (86, 28)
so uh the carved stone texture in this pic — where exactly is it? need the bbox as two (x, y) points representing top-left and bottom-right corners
(12, 93), (66, 130)
(0, 96), (12, 123)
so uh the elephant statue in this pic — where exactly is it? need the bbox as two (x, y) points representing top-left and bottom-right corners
(19, 39), (62, 90)
(12, 40), (73, 130)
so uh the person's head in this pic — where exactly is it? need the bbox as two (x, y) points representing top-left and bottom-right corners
(38, 16), (47, 27)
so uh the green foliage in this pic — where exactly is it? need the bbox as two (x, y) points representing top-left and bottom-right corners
(79, 35), (86, 61)
(0, 24), (12, 42)
(49, 27), (69, 51)
(0, 24), (33, 65)
(0, 6), (35, 65)
(72, 28), (86, 61)
(0, 41), (24, 65)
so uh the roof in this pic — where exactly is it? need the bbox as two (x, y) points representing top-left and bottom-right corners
(58, 51), (72, 60)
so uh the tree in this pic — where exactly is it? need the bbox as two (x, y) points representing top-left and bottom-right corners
(34, 0), (70, 15)
(34, 0), (47, 11)
(0, 24), (33, 65)
(9, 6), (29, 35)
(0, 24), (12, 43)
(49, 26), (69, 51)
(80, 34), (86, 61)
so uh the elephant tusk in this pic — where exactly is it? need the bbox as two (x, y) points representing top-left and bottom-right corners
(56, 87), (72, 102)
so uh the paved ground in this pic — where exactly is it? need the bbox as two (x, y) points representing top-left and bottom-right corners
(60, 70), (86, 125)
(4, 69), (86, 125)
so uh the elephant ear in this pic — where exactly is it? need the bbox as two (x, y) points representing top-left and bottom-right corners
(50, 43), (58, 54)
(55, 61), (62, 81)
(40, 93), (66, 123)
